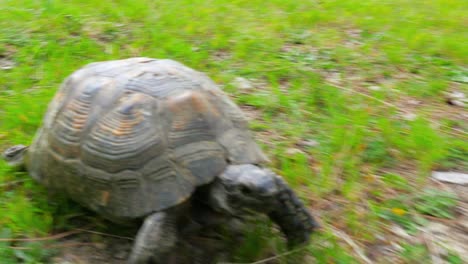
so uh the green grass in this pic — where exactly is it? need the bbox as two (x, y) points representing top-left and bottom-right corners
(1, 0), (467, 263)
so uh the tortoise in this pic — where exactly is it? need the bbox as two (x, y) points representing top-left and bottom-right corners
(3, 58), (318, 263)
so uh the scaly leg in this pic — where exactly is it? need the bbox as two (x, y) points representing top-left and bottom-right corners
(128, 212), (177, 264)
(209, 164), (318, 247)
(268, 175), (319, 246)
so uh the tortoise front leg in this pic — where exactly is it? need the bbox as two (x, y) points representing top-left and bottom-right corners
(268, 175), (319, 246)
(128, 211), (177, 264)
(209, 164), (319, 247)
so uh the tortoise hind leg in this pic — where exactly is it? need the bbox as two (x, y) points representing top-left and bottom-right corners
(128, 212), (177, 264)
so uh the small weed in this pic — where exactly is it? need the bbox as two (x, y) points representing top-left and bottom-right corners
(408, 118), (447, 177)
(308, 231), (359, 264)
(400, 243), (430, 263)
(381, 173), (411, 191)
(230, 219), (287, 263)
(0, 228), (55, 264)
(362, 139), (392, 165)
(439, 139), (468, 169)
(374, 199), (421, 234)
(279, 150), (312, 187)
(414, 189), (458, 219)
(375, 188), (457, 233)
(446, 251), (464, 264)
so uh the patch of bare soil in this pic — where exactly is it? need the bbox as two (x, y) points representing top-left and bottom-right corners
(51, 226), (232, 264)
(239, 105), (262, 121)
(424, 183), (468, 263)
(51, 232), (233, 264)
(51, 202), (262, 264)
(51, 235), (131, 264)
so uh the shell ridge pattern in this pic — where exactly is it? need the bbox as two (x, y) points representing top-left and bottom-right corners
(125, 73), (201, 99)
(43, 70), (86, 130)
(81, 92), (165, 173)
(48, 74), (119, 159)
(29, 57), (269, 219)
(146, 164), (175, 182)
(173, 141), (224, 163)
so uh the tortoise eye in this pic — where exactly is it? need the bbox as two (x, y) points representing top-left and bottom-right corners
(224, 184), (234, 192)
(240, 185), (253, 195)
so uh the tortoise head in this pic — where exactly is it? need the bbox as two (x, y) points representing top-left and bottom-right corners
(2, 145), (28, 167)
(210, 164), (279, 215)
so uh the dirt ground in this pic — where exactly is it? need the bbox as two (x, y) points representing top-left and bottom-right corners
(50, 181), (468, 264)
(51, 204), (261, 264)
(424, 183), (468, 263)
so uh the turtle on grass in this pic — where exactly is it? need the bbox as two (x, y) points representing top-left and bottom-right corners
(3, 58), (318, 263)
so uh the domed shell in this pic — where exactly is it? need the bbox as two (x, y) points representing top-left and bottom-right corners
(27, 58), (267, 220)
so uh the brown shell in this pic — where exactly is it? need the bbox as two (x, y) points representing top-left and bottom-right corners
(27, 58), (267, 220)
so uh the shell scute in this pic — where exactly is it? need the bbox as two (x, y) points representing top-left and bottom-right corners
(27, 58), (267, 219)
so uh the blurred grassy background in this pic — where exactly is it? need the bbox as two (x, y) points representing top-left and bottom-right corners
(0, 0), (467, 263)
